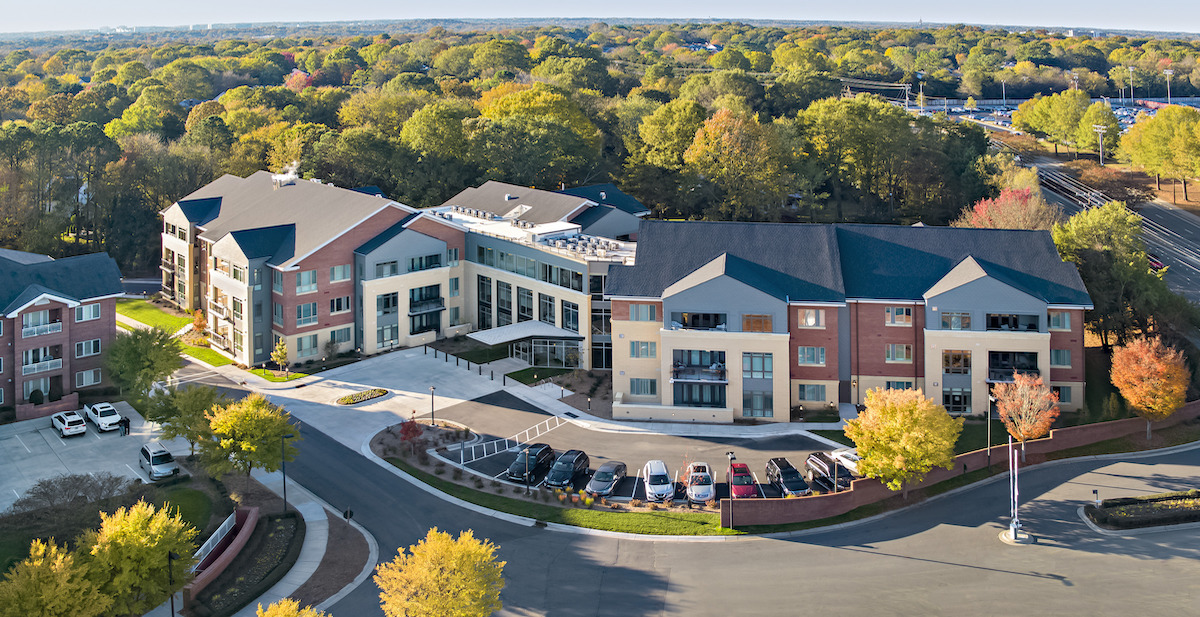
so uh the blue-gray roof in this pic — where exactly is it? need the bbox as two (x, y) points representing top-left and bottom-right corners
(354, 213), (421, 256)
(606, 220), (1092, 306)
(177, 197), (222, 226)
(0, 251), (124, 315)
(229, 225), (295, 261)
(559, 183), (650, 216)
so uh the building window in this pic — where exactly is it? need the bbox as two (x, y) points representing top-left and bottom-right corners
(447, 248), (459, 266)
(886, 306), (913, 326)
(233, 330), (244, 352)
(332, 327), (351, 344)
(296, 270), (318, 294)
(75, 368), (102, 388)
(231, 264), (247, 283)
(330, 264), (351, 282)
(943, 388), (971, 414)
(272, 270), (283, 293)
(590, 275), (606, 301)
(629, 304), (656, 321)
(330, 296), (352, 314)
(477, 275), (492, 330)
(797, 346), (826, 366)
(886, 381), (914, 390)
(674, 383), (726, 407)
(374, 261), (399, 278)
(232, 298), (243, 321)
(476, 246), (495, 267)
(539, 293), (555, 325)
(742, 353), (773, 379)
(1052, 385), (1072, 403)
(742, 314), (772, 332)
(273, 303), (283, 326)
(1048, 311), (1071, 330)
(591, 307), (611, 335)
(562, 301), (579, 333)
(254, 302), (263, 322)
(409, 254), (441, 272)
(797, 309), (824, 328)
(449, 307), (461, 326)
(297, 334), (319, 358)
(592, 341), (612, 369)
(75, 339), (102, 358)
(410, 313), (440, 335)
(255, 334), (263, 355)
(497, 281), (513, 326)
(377, 325), (398, 347)
(943, 350), (971, 374)
(743, 391), (773, 417)
(517, 288), (533, 322)
(886, 343), (913, 363)
(630, 378), (657, 396)
(297, 302), (318, 326)
(629, 341), (656, 358)
(538, 262), (584, 292)
(377, 293), (398, 316)
(75, 303), (100, 322)
(1050, 349), (1072, 367)
(798, 384), (826, 401)
(941, 312), (971, 330)
(449, 277), (460, 298)
(253, 268), (262, 290)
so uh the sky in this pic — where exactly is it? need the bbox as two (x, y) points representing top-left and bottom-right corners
(3, 0), (1198, 35)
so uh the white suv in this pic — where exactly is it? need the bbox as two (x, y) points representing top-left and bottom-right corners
(641, 460), (674, 502)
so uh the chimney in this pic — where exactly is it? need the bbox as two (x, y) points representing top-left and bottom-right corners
(600, 191), (607, 200)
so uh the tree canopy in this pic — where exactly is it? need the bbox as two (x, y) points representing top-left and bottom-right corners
(1111, 336), (1190, 438)
(104, 327), (184, 399)
(375, 527), (505, 617)
(844, 388), (963, 492)
(201, 393), (299, 477)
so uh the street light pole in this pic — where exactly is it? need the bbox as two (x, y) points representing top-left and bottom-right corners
(429, 386), (435, 427)
(1001, 80), (1006, 108)
(281, 432), (295, 513)
(1093, 124), (1108, 165)
(725, 451), (736, 529)
(167, 551), (180, 616)
(523, 447), (531, 495)
(1164, 69), (1174, 105)
(1129, 66), (1135, 104)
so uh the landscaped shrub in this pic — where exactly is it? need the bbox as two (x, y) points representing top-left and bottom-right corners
(1086, 489), (1200, 529)
(335, 388), (388, 405)
(630, 499), (643, 508)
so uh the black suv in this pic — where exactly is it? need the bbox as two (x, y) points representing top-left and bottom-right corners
(765, 457), (811, 497)
(543, 450), (590, 489)
(804, 451), (854, 492)
(507, 443), (556, 483)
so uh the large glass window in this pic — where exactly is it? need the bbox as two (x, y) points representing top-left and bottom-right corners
(591, 341), (612, 369)
(411, 313), (440, 335)
(377, 293), (398, 316)
(591, 307), (611, 335)
(272, 270), (282, 293)
(798, 384), (826, 401)
(517, 288), (533, 322)
(1048, 311), (1071, 330)
(539, 293), (555, 325)
(477, 275), (492, 330)
(1052, 385), (1072, 403)
(742, 353), (773, 379)
(1050, 349), (1072, 367)
(886, 306), (912, 325)
(377, 325), (398, 347)
(75, 339), (102, 358)
(449, 277), (460, 298)
(797, 309), (824, 328)
(629, 341), (656, 358)
(497, 281), (513, 326)
(797, 346), (826, 366)
(943, 350), (971, 374)
(330, 296), (352, 314)
(943, 388), (971, 414)
(886, 381), (914, 390)
(589, 275), (606, 301)
(743, 391), (773, 417)
(629, 304), (656, 321)
(408, 254), (441, 272)
(296, 302), (318, 326)
(886, 344), (913, 363)
(296, 270), (317, 294)
(297, 334), (319, 358)
(674, 383), (726, 408)
(630, 378), (657, 396)
(330, 264), (351, 282)
(374, 261), (399, 278)
(75, 304), (100, 322)
(562, 301), (579, 332)
(941, 312), (971, 330)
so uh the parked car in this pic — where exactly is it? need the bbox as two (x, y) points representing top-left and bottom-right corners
(139, 442), (180, 480)
(543, 449), (590, 489)
(641, 459), (674, 502)
(765, 457), (811, 497)
(51, 411), (86, 437)
(805, 451), (854, 492)
(1148, 253), (1165, 271)
(683, 462), (715, 504)
(506, 443), (555, 483)
(84, 402), (122, 432)
(585, 460), (627, 497)
(830, 448), (863, 477)
(727, 462), (757, 498)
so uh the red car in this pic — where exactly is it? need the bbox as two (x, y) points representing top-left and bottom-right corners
(726, 462), (757, 498)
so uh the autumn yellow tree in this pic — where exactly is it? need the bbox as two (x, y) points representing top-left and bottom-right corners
(992, 372), (1060, 461)
(76, 501), (197, 616)
(1111, 337), (1190, 440)
(375, 527), (505, 617)
(201, 393), (299, 479)
(0, 540), (112, 617)
(844, 388), (963, 494)
(256, 599), (328, 617)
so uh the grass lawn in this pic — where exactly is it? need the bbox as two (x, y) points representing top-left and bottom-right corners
(248, 368), (309, 382)
(161, 486), (213, 532)
(1049, 421), (1200, 460)
(115, 298), (191, 332)
(506, 367), (572, 385)
(455, 343), (510, 364)
(387, 458), (738, 536)
(182, 344), (233, 367)
(811, 430), (854, 446)
(116, 321), (133, 331)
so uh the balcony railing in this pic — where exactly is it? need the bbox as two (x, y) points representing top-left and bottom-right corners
(209, 302), (229, 319)
(161, 259), (174, 272)
(22, 322), (62, 338)
(210, 333), (230, 350)
(987, 368), (1041, 382)
(671, 366), (728, 383)
(22, 358), (62, 376)
(408, 297), (445, 315)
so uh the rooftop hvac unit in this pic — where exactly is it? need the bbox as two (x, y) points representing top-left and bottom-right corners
(555, 240), (566, 248)
(596, 249), (607, 257)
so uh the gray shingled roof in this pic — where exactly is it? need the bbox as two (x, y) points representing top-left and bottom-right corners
(442, 181), (591, 225)
(0, 252), (124, 315)
(173, 171), (408, 269)
(354, 213), (421, 256)
(606, 220), (1092, 307)
(559, 183), (650, 216)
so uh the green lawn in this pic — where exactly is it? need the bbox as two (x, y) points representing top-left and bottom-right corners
(387, 458), (738, 536)
(116, 298), (191, 332)
(161, 486), (213, 532)
(182, 344), (233, 367)
(456, 344), (510, 364)
(116, 321), (133, 331)
(248, 368), (309, 382)
(811, 430), (854, 446)
(506, 367), (572, 385)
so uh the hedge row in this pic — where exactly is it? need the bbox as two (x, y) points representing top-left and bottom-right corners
(335, 388), (388, 405)
(1086, 489), (1200, 529)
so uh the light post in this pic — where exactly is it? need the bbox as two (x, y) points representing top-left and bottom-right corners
(1164, 69), (1174, 105)
(523, 447), (531, 495)
(725, 451), (736, 529)
(1070, 72), (1079, 91)
(281, 432), (294, 513)
(1129, 66), (1135, 104)
(1001, 79), (1006, 108)
(167, 551), (180, 616)
(429, 385), (435, 427)
(1093, 124), (1109, 165)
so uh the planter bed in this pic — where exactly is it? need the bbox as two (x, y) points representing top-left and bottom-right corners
(1085, 489), (1200, 530)
(335, 388), (388, 405)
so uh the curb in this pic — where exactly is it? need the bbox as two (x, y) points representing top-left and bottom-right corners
(1075, 505), (1200, 537)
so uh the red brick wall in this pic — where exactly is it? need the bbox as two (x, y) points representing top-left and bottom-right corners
(789, 305), (839, 381)
(407, 217), (466, 256)
(850, 302), (925, 379)
(6, 296), (116, 408)
(611, 299), (662, 321)
(1049, 308), (1085, 383)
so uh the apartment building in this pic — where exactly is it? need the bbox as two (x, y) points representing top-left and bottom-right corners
(0, 248), (123, 418)
(605, 221), (1092, 423)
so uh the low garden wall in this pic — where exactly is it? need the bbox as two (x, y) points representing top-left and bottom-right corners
(15, 393), (80, 421)
(721, 401), (1200, 527)
(184, 507), (260, 604)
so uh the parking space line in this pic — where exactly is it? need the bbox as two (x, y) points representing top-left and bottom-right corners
(126, 464), (150, 483)
(13, 434), (30, 453)
(492, 470), (508, 479)
(752, 472), (765, 498)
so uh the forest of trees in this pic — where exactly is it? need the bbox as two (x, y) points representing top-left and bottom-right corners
(3, 21), (1200, 275)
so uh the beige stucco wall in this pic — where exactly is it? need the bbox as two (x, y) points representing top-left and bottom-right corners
(658, 328), (791, 422)
(923, 328), (1051, 415)
(611, 318), (664, 405)
(790, 379), (844, 409)
(611, 400), (734, 423)
(360, 267), (456, 355)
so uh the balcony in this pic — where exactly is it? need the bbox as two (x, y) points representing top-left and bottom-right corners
(161, 259), (174, 272)
(408, 297), (445, 315)
(22, 358), (62, 376)
(986, 313), (1040, 332)
(987, 368), (1041, 382)
(670, 365), (728, 383)
(209, 302), (229, 320)
(22, 322), (62, 338)
(210, 332), (230, 351)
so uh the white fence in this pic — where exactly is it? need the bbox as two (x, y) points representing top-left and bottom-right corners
(191, 511), (238, 573)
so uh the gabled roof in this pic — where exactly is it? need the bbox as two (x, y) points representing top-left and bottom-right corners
(0, 248), (53, 265)
(354, 213), (422, 256)
(0, 252), (123, 316)
(442, 181), (592, 225)
(169, 171), (412, 269)
(567, 204), (614, 229)
(228, 225), (296, 261)
(559, 183), (650, 216)
(663, 253), (792, 301)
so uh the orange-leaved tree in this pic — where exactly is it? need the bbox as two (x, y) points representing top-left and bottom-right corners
(992, 371), (1060, 461)
(1110, 336), (1190, 440)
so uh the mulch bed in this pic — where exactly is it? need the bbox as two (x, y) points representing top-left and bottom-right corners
(192, 514), (302, 617)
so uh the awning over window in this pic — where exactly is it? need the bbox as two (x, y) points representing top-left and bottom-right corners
(467, 321), (585, 346)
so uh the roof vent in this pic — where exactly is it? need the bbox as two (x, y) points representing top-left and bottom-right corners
(600, 191), (607, 200)
(505, 194), (516, 201)
(271, 160), (300, 189)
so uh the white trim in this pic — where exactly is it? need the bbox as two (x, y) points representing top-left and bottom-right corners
(847, 298), (925, 305)
(1046, 304), (1094, 310)
(5, 292), (80, 318)
(404, 210), (464, 232)
(278, 202), (416, 270)
(604, 295), (661, 302)
(786, 300), (847, 307)
(80, 292), (124, 303)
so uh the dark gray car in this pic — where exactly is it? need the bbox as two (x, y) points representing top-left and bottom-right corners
(585, 460), (627, 497)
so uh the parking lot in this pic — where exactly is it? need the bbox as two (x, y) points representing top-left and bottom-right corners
(0, 402), (187, 511)
(439, 392), (835, 502)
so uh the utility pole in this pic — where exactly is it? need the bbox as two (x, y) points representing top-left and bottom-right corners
(1129, 66), (1135, 104)
(1093, 124), (1108, 166)
(1001, 80), (1006, 108)
(1164, 69), (1174, 105)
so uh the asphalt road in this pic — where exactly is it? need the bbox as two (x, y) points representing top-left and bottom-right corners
(291, 421), (1200, 616)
